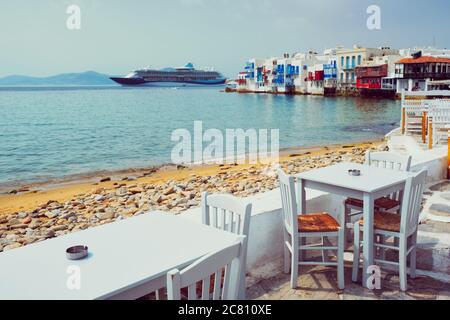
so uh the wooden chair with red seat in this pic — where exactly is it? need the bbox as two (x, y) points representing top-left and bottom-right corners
(352, 169), (427, 291)
(344, 152), (412, 244)
(277, 168), (345, 290)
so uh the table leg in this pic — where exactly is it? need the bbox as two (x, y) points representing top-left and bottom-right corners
(362, 192), (374, 288)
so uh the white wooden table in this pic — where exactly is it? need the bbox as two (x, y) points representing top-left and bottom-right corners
(0, 212), (244, 299)
(296, 162), (412, 288)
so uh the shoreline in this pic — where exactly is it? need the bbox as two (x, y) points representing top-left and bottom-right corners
(0, 139), (386, 252)
(0, 137), (385, 195)
(0, 139), (384, 217)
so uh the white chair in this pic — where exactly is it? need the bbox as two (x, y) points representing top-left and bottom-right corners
(278, 168), (345, 290)
(344, 152), (412, 243)
(428, 101), (450, 146)
(167, 240), (244, 300)
(201, 192), (251, 299)
(352, 169), (427, 291)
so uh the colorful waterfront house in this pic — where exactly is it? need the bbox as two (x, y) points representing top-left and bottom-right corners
(270, 54), (297, 93)
(323, 59), (337, 95)
(355, 64), (388, 95)
(237, 72), (247, 91)
(306, 64), (325, 95)
(244, 60), (255, 79)
(355, 54), (401, 98)
(336, 45), (399, 90)
(395, 53), (450, 93)
(242, 58), (266, 92)
(290, 51), (322, 94)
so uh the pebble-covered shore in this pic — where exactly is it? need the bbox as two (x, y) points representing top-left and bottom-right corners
(0, 143), (385, 252)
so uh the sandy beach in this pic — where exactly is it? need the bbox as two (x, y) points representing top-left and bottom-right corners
(0, 140), (385, 252)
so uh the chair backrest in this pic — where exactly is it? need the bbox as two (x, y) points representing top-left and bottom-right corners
(400, 169), (428, 236)
(167, 239), (243, 300)
(365, 151), (412, 172)
(277, 168), (298, 235)
(201, 192), (251, 237)
(429, 103), (450, 125)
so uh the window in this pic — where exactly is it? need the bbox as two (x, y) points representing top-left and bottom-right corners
(340, 73), (344, 81)
(357, 55), (362, 65)
(352, 56), (356, 68)
(341, 57), (344, 67)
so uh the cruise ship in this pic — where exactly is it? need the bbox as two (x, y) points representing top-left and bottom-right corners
(110, 63), (226, 87)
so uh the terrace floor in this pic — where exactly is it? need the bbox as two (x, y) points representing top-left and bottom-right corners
(247, 180), (450, 300)
(247, 264), (450, 300)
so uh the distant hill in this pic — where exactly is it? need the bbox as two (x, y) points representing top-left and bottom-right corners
(0, 71), (116, 86)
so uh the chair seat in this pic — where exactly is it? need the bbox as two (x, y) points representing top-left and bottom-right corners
(345, 196), (400, 210)
(298, 213), (340, 233)
(358, 211), (401, 232)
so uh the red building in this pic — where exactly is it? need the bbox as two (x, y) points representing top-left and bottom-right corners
(355, 64), (393, 97)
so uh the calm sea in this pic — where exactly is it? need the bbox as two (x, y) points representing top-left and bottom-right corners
(0, 86), (400, 186)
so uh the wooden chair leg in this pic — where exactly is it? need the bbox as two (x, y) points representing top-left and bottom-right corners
(399, 238), (408, 292)
(352, 224), (361, 282)
(290, 239), (299, 289)
(283, 231), (290, 274)
(337, 230), (345, 290)
(410, 233), (417, 279)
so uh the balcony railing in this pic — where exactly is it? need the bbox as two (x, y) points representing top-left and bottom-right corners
(403, 72), (450, 80)
(342, 64), (356, 70)
(381, 84), (395, 90)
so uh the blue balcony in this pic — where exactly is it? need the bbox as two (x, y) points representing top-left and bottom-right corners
(245, 62), (255, 70)
(245, 72), (254, 79)
(286, 65), (299, 76)
(276, 65), (285, 74)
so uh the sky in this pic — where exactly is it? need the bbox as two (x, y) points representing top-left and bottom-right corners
(0, 0), (449, 78)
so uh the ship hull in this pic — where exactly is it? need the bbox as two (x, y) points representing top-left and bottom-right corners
(110, 77), (226, 87)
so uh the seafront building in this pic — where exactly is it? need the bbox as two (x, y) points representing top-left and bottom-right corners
(234, 45), (450, 98)
(395, 53), (450, 92)
(355, 54), (402, 98)
(335, 45), (399, 94)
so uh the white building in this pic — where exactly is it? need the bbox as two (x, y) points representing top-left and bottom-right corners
(336, 45), (399, 89)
